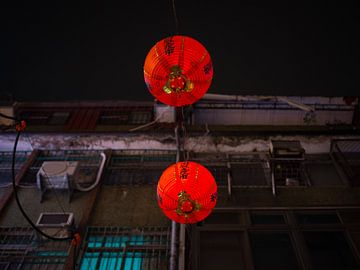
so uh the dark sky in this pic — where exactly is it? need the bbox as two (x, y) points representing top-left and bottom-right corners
(1, 1), (359, 102)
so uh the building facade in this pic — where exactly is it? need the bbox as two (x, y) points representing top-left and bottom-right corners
(0, 96), (359, 269)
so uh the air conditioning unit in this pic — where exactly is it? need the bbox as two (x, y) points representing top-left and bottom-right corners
(36, 161), (79, 202)
(154, 103), (175, 123)
(36, 212), (74, 239)
(270, 140), (305, 158)
(285, 178), (300, 186)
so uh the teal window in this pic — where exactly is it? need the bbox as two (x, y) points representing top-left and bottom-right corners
(79, 227), (170, 270)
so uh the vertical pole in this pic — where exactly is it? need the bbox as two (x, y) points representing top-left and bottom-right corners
(271, 160), (276, 196)
(226, 154), (232, 197)
(178, 224), (186, 270)
(170, 107), (184, 270)
(177, 107), (186, 270)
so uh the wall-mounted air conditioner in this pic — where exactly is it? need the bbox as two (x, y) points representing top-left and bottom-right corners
(154, 103), (175, 123)
(270, 140), (305, 158)
(36, 161), (79, 202)
(36, 212), (74, 239)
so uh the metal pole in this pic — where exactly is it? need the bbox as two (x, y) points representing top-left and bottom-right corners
(170, 111), (183, 270)
(178, 224), (185, 270)
(170, 220), (178, 270)
(226, 154), (232, 197)
(271, 171), (276, 196)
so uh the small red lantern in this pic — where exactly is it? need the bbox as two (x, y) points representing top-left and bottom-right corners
(144, 35), (213, 107)
(157, 161), (217, 224)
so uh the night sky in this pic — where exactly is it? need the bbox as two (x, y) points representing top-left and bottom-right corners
(1, 1), (359, 102)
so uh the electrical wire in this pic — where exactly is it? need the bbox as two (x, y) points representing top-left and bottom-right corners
(11, 130), (73, 241)
(171, 0), (179, 34)
(0, 110), (82, 269)
(0, 112), (17, 121)
(0, 111), (75, 241)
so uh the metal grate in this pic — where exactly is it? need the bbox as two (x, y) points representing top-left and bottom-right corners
(98, 108), (153, 126)
(305, 160), (343, 186)
(208, 166), (228, 186)
(335, 140), (360, 153)
(104, 168), (163, 186)
(0, 151), (31, 186)
(20, 150), (103, 186)
(79, 227), (170, 270)
(0, 227), (70, 269)
(19, 111), (52, 125)
(231, 162), (269, 186)
(331, 139), (360, 186)
(129, 112), (152, 125)
(47, 112), (70, 125)
(104, 151), (176, 186)
(272, 160), (306, 186)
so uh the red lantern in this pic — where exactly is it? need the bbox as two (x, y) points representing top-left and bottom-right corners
(144, 35), (213, 107)
(157, 161), (217, 224)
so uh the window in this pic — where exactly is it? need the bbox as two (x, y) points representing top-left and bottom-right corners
(273, 160), (305, 186)
(204, 212), (242, 225)
(231, 163), (268, 186)
(305, 154), (344, 186)
(0, 151), (30, 186)
(104, 151), (176, 186)
(199, 231), (246, 270)
(0, 227), (70, 269)
(104, 168), (162, 185)
(250, 232), (300, 270)
(331, 140), (360, 186)
(48, 111), (70, 125)
(306, 163), (343, 185)
(79, 227), (170, 270)
(303, 231), (359, 270)
(296, 213), (341, 225)
(208, 166), (228, 186)
(98, 111), (129, 125)
(19, 111), (51, 125)
(98, 107), (153, 126)
(129, 112), (152, 124)
(340, 210), (360, 225)
(191, 209), (360, 270)
(250, 212), (286, 225)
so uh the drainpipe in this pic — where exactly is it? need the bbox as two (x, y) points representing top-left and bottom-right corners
(271, 160), (276, 196)
(170, 123), (181, 270)
(170, 220), (178, 270)
(178, 223), (185, 270)
(226, 154), (232, 197)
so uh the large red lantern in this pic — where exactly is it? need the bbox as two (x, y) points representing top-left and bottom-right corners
(157, 161), (217, 224)
(144, 35), (213, 107)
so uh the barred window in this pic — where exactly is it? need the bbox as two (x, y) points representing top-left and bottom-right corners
(79, 227), (170, 270)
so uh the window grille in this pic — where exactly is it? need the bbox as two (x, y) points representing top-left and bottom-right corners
(0, 151), (31, 186)
(190, 209), (360, 270)
(20, 150), (102, 186)
(304, 154), (344, 186)
(79, 227), (170, 270)
(98, 108), (153, 126)
(0, 227), (70, 269)
(104, 151), (176, 186)
(331, 139), (360, 186)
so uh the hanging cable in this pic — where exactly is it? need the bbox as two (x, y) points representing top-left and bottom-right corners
(1, 111), (82, 270)
(171, 0), (179, 34)
(11, 130), (74, 241)
(0, 112), (17, 121)
(40, 165), (70, 223)
(0, 111), (78, 242)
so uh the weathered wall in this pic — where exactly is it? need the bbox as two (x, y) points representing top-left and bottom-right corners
(1, 133), (360, 154)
